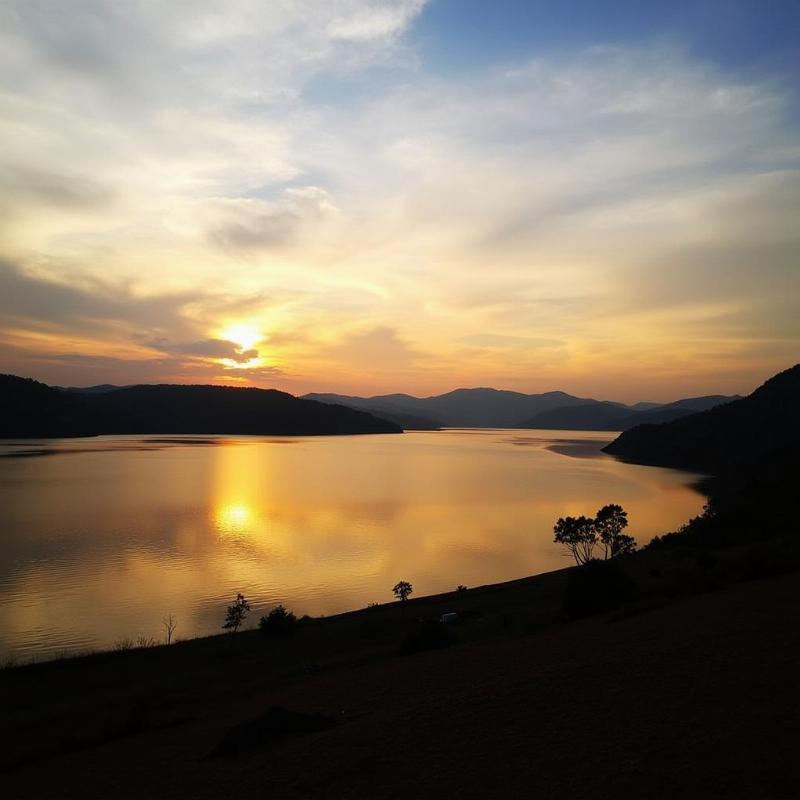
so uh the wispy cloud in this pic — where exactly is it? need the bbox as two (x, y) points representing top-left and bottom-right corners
(0, 3), (797, 399)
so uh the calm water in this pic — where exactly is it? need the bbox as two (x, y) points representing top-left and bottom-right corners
(0, 430), (704, 661)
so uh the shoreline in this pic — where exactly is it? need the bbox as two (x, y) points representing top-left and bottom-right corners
(2, 533), (798, 797)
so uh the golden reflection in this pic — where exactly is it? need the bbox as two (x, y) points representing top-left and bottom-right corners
(1, 430), (708, 661)
(211, 442), (273, 545)
(215, 502), (253, 534)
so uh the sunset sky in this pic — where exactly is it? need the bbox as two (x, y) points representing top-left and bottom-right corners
(1, 0), (798, 402)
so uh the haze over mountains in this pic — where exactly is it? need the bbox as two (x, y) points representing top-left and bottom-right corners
(304, 389), (740, 430)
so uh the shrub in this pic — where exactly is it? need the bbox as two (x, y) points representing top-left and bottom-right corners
(258, 605), (297, 637)
(563, 559), (638, 619)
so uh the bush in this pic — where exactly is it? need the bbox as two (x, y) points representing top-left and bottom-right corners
(259, 605), (297, 637)
(563, 559), (638, 619)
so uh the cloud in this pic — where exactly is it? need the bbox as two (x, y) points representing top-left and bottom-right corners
(0, 260), (199, 338)
(147, 337), (259, 363)
(324, 326), (424, 369)
(0, 3), (797, 398)
(208, 187), (340, 251)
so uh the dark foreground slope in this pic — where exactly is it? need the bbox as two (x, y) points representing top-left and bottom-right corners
(604, 364), (799, 473)
(2, 555), (798, 800)
(0, 374), (401, 437)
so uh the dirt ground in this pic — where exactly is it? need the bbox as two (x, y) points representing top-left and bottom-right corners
(3, 569), (798, 799)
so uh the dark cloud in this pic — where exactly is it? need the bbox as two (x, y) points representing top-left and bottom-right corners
(0, 343), (284, 388)
(147, 337), (259, 363)
(0, 260), (199, 338)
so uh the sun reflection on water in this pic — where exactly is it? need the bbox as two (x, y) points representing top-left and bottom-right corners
(215, 502), (253, 535)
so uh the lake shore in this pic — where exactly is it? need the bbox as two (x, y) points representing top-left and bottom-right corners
(2, 535), (798, 798)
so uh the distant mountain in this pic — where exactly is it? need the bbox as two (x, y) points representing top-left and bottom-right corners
(521, 395), (741, 431)
(603, 365), (799, 474)
(302, 393), (442, 430)
(0, 375), (401, 438)
(304, 388), (599, 428)
(521, 401), (636, 431)
(62, 384), (124, 394)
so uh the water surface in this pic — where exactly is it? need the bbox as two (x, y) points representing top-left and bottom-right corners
(0, 430), (704, 661)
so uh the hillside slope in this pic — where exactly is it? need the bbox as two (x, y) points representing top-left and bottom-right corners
(603, 364), (799, 473)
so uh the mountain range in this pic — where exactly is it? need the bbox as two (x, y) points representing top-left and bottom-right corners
(303, 389), (740, 430)
(0, 374), (749, 438)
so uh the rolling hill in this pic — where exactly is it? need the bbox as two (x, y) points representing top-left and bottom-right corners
(0, 375), (401, 438)
(305, 388), (606, 428)
(520, 395), (740, 431)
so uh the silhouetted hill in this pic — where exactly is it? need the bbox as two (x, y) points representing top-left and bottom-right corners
(521, 401), (634, 430)
(521, 395), (740, 431)
(0, 375), (401, 438)
(0, 374), (93, 437)
(604, 365), (799, 473)
(303, 393), (441, 430)
(305, 388), (599, 428)
(63, 384), (124, 394)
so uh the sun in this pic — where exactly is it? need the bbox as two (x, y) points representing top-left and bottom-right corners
(219, 323), (263, 352)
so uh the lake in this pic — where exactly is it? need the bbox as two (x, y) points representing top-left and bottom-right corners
(0, 429), (705, 662)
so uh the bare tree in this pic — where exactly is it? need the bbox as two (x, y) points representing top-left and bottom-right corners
(553, 515), (597, 565)
(163, 613), (177, 645)
(222, 593), (250, 633)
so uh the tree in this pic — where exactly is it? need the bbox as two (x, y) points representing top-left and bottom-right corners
(258, 604), (296, 636)
(222, 593), (250, 632)
(162, 613), (177, 645)
(553, 515), (597, 565)
(392, 580), (413, 603)
(595, 504), (636, 558)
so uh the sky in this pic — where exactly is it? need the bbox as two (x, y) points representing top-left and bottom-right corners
(1, 0), (798, 402)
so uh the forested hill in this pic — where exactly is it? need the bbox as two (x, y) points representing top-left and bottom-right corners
(0, 375), (402, 437)
(603, 364), (800, 475)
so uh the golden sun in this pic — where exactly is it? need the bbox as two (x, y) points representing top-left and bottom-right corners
(219, 323), (263, 352)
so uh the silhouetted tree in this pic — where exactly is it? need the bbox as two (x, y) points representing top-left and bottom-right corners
(553, 515), (597, 565)
(162, 613), (177, 645)
(222, 593), (250, 632)
(393, 580), (413, 603)
(595, 504), (636, 558)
